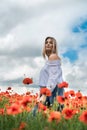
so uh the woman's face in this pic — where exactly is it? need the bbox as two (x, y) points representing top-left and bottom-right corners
(45, 38), (53, 51)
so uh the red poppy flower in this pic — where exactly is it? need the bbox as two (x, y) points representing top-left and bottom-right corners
(7, 87), (12, 90)
(46, 89), (52, 96)
(38, 102), (47, 111)
(56, 96), (65, 104)
(26, 91), (31, 95)
(69, 90), (75, 97)
(19, 122), (27, 129)
(20, 96), (32, 107)
(23, 77), (33, 85)
(58, 81), (68, 88)
(40, 88), (47, 95)
(7, 103), (22, 115)
(48, 111), (61, 122)
(75, 91), (83, 99)
(0, 108), (4, 115)
(64, 91), (70, 99)
(40, 88), (52, 97)
(25, 107), (31, 112)
(79, 110), (87, 124)
(62, 108), (74, 119)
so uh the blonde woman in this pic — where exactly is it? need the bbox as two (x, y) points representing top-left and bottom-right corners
(39, 36), (64, 109)
(32, 37), (64, 115)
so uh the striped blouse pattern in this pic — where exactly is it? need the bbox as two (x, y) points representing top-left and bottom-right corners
(39, 60), (63, 92)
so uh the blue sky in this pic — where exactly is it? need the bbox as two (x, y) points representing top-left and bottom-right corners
(63, 49), (78, 62)
(0, 0), (87, 95)
(63, 18), (87, 62)
(72, 20), (87, 33)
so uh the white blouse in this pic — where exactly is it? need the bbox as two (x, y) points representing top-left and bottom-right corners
(39, 59), (63, 92)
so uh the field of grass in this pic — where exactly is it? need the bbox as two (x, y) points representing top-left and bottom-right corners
(0, 84), (87, 130)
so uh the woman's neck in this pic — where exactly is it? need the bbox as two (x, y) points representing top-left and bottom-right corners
(46, 51), (52, 57)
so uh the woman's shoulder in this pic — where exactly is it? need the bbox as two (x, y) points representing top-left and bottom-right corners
(48, 53), (61, 61)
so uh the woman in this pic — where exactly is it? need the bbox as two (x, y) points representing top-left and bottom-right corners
(39, 36), (64, 108)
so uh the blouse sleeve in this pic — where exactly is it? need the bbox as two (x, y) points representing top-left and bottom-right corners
(46, 60), (63, 92)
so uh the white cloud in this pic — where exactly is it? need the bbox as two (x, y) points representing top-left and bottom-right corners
(61, 47), (87, 95)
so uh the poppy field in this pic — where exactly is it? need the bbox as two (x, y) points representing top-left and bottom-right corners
(0, 79), (87, 130)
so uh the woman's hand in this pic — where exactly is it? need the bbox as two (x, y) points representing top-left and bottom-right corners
(38, 94), (46, 103)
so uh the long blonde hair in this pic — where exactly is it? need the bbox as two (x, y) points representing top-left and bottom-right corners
(42, 36), (58, 58)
